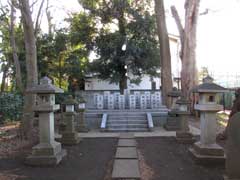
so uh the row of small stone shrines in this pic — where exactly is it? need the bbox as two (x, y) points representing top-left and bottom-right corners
(94, 91), (162, 109)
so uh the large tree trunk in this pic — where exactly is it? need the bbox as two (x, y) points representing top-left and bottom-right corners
(10, 0), (23, 93)
(119, 73), (127, 95)
(171, 0), (200, 100)
(0, 63), (9, 92)
(19, 0), (38, 139)
(154, 0), (173, 107)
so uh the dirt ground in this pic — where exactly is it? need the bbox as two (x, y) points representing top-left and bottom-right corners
(137, 137), (225, 180)
(0, 138), (117, 180)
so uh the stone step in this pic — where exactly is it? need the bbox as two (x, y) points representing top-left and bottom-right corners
(108, 116), (146, 120)
(107, 120), (147, 125)
(107, 127), (149, 132)
(115, 147), (138, 159)
(108, 124), (148, 129)
(108, 114), (146, 118)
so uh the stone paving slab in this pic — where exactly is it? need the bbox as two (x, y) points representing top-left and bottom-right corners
(118, 139), (136, 147)
(115, 147), (138, 159)
(119, 133), (134, 139)
(112, 159), (140, 179)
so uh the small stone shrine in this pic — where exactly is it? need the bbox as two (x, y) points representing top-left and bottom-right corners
(189, 75), (227, 164)
(224, 112), (240, 180)
(164, 90), (181, 131)
(60, 95), (81, 145)
(175, 97), (195, 144)
(25, 76), (66, 166)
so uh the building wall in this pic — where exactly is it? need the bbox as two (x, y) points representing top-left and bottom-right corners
(85, 75), (161, 90)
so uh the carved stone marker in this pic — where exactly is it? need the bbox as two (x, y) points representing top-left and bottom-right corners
(97, 95), (104, 109)
(224, 112), (240, 180)
(114, 92), (120, 109)
(25, 76), (66, 166)
(129, 95), (136, 109)
(140, 94), (147, 109)
(93, 93), (99, 108)
(119, 95), (125, 109)
(108, 94), (114, 109)
(103, 91), (110, 109)
(155, 92), (161, 108)
(134, 91), (140, 109)
(145, 92), (151, 109)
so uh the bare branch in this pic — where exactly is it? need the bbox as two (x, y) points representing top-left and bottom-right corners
(34, 0), (45, 35)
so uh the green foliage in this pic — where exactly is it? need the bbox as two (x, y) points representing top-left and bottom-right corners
(0, 92), (23, 123)
(77, 0), (160, 86)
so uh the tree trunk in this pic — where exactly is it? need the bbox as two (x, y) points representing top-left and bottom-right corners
(119, 73), (127, 95)
(0, 64), (9, 92)
(171, 0), (200, 100)
(154, 0), (173, 107)
(10, 0), (23, 93)
(19, 0), (38, 139)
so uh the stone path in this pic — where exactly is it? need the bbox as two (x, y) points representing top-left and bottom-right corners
(112, 133), (141, 179)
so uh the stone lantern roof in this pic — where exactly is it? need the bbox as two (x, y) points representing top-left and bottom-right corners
(62, 95), (78, 105)
(27, 77), (63, 94)
(176, 97), (190, 105)
(192, 75), (228, 93)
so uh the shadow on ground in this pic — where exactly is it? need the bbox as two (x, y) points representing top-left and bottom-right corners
(0, 138), (117, 180)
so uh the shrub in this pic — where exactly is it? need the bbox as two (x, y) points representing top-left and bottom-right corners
(0, 92), (23, 123)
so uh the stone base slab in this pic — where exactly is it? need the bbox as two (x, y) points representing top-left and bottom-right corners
(176, 131), (196, 144)
(189, 147), (225, 165)
(25, 149), (67, 166)
(193, 141), (224, 156)
(119, 133), (134, 139)
(223, 175), (240, 180)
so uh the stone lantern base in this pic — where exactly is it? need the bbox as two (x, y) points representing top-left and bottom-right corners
(61, 132), (81, 145)
(76, 125), (89, 132)
(189, 141), (225, 165)
(164, 110), (181, 131)
(176, 131), (196, 144)
(25, 141), (67, 166)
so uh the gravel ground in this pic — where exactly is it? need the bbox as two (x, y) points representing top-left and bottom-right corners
(137, 137), (225, 180)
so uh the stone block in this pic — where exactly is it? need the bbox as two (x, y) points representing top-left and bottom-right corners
(119, 133), (134, 139)
(176, 131), (196, 144)
(112, 159), (140, 179)
(115, 147), (138, 159)
(118, 139), (136, 147)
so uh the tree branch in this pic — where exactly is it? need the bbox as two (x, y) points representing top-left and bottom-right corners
(34, 0), (45, 36)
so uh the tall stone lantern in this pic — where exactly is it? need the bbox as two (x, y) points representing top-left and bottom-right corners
(60, 95), (81, 145)
(189, 75), (227, 164)
(25, 76), (66, 166)
(76, 95), (88, 132)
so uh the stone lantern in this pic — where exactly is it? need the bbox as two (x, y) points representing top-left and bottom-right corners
(25, 76), (66, 166)
(189, 75), (228, 164)
(75, 95), (88, 132)
(60, 95), (81, 145)
(175, 97), (195, 144)
(164, 90), (181, 131)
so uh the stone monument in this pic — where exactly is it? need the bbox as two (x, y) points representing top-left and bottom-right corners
(60, 95), (81, 145)
(189, 75), (227, 164)
(224, 112), (240, 180)
(25, 76), (66, 166)
(175, 97), (195, 144)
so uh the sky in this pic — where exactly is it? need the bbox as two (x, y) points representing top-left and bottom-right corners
(1, 0), (240, 87)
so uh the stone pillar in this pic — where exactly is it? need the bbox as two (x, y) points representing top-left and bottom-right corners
(224, 112), (240, 180)
(60, 95), (81, 145)
(25, 77), (66, 166)
(175, 98), (195, 144)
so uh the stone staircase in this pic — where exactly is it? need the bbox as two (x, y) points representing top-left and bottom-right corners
(106, 113), (149, 132)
